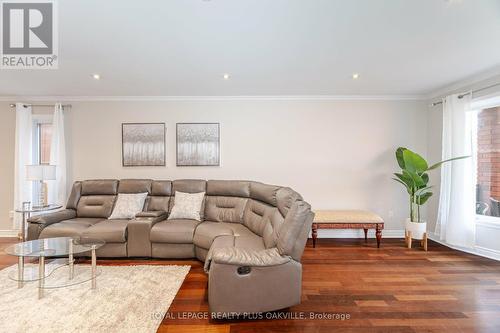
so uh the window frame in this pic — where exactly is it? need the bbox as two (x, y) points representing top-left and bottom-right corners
(471, 96), (500, 224)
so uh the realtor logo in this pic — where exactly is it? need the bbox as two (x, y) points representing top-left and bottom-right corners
(1, 0), (58, 69)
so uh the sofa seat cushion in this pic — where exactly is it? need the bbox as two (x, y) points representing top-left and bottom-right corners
(194, 222), (260, 250)
(223, 223), (256, 238)
(150, 219), (201, 244)
(193, 222), (234, 250)
(82, 219), (129, 243)
(234, 234), (266, 251)
(39, 218), (103, 239)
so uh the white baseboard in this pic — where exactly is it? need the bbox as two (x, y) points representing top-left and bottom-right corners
(314, 229), (405, 238)
(427, 232), (500, 262)
(474, 246), (500, 261)
(0, 230), (19, 238)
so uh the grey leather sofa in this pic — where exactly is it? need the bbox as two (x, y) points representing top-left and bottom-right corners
(27, 179), (314, 314)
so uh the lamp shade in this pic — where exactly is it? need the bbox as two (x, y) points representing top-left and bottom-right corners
(26, 165), (56, 181)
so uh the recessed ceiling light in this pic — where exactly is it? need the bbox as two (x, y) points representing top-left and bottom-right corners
(223, 73), (230, 80)
(92, 74), (100, 80)
(352, 73), (359, 79)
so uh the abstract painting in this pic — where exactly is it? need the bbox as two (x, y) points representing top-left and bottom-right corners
(122, 123), (165, 166)
(176, 123), (220, 166)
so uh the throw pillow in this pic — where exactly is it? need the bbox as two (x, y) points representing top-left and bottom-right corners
(108, 192), (148, 219)
(168, 191), (205, 221)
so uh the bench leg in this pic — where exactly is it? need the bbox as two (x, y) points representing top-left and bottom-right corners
(363, 228), (368, 243)
(312, 223), (318, 248)
(376, 226), (382, 248)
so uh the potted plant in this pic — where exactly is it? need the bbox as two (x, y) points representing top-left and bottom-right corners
(393, 147), (467, 247)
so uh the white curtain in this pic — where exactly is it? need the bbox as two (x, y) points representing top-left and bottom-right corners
(48, 103), (67, 206)
(435, 93), (475, 248)
(13, 103), (33, 229)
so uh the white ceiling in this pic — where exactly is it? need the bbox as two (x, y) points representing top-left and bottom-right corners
(1, 0), (500, 97)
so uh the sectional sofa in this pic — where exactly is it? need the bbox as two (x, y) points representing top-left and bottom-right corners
(27, 179), (314, 314)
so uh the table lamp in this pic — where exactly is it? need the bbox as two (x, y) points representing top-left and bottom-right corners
(26, 164), (56, 207)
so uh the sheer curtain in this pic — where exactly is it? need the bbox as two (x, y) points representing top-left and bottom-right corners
(435, 94), (475, 248)
(13, 103), (33, 229)
(48, 103), (67, 206)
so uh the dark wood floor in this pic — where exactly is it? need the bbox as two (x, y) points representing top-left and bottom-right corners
(2, 237), (500, 333)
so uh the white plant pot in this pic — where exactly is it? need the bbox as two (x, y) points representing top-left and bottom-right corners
(405, 218), (427, 240)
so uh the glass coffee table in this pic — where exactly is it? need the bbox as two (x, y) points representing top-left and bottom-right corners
(4, 237), (105, 299)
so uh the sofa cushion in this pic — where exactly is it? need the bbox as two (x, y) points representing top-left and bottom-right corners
(66, 181), (82, 210)
(82, 219), (129, 243)
(151, 180), (172, 196)
(204, 196), (247, 223)
(39, 218), (103, 239)
(118, 179), (152, 194)
(168, 191), (205, 221)
(108, 192), (148, 219)
(203, 232), (264, 272)
(146, 196), (170, 212)
(193, 222), (259, 250)
(150, 219), (201, 243)
(206, 180), (250, 197)
(250, 182), (280, 206)
(77, 195), (116, 218)
(222, 223), (256, 238)
(243, 199), (284, 248)
(172, 179), (206, 193)
(81, 180), (118, 195)
(234, 234), (266, 251)
(276, 187), (303, 217)
(193, 222), (234, 249)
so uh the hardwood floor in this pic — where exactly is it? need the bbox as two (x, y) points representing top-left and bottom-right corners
(1, 237), (500, 332)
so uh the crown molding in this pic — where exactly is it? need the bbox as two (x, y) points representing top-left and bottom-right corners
(426, 64), (500, 101)
(0, 95), (426, 103)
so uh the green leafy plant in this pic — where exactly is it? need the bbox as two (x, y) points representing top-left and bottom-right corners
(393, 147), (468, 223)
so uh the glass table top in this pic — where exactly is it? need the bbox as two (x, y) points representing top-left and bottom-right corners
(15, 204), (62, 213)
(4, 237), (105, 257)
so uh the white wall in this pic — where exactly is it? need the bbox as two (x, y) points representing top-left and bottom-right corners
(0, 99), (427, 235)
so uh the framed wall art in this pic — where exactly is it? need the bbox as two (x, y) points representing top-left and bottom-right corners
(122, 123), (166, 166)
(176, 123), (220, 166)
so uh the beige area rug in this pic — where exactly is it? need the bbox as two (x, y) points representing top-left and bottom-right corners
(0, 264), (190, 333)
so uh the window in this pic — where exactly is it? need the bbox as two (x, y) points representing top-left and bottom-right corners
(476, 107), (500, 218)
(32, 115), (53, 165)
(38, 123), (52, 164)
(31, 116), (53, 203)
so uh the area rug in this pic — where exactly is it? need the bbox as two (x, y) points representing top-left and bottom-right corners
(0, 264), (190, 333)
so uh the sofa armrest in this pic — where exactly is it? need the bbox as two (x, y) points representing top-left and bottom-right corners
(27, 209), (76, 225)
(127, 212), (166, 257)
(135, 210), (167, 222)
(212, 247), (290, 267)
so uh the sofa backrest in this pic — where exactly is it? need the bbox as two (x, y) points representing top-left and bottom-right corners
(75, 180), (118, 218)
(146, 180), (172, 212)
(243, 182), (304, 249)
(205, 180), (250, 223)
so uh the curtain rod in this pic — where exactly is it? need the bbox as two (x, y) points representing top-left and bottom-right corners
(9, 103), (72, 108)
(431, 82), (500, 107)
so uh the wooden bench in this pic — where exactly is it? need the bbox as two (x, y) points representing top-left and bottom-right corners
(312, 210), (385, 248)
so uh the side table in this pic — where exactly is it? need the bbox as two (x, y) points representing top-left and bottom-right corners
(15, 202), (62, 241)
